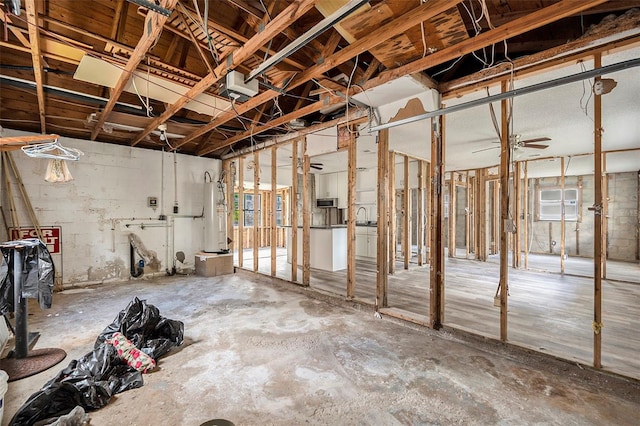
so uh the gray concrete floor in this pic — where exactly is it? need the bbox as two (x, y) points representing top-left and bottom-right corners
(3, 270), (639, 425)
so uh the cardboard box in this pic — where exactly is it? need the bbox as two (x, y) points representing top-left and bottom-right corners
(195, 252), (234, 277)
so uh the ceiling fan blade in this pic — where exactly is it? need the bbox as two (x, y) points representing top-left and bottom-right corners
(522, 143), (549, 149)
(311, 164), (323, 170)
(521, 137), (551, 144)
(471, 146), (499, 154)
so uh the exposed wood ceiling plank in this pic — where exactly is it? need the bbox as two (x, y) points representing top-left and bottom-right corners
(130, 0), (319, 147)
(226, 0), (266, 20)
(90, 0), (179, 141)
(198, 95), (344, 156)
(362, 0), (610, 93)
(178, 0), (461, 146)
(0, 9), (32, 49)
(110, 0), (128, 41)
(359, 57), (380, 84)
(25, 0), (47, 133)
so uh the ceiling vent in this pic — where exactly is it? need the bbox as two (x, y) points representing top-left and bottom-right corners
(219, 70), (259, 102)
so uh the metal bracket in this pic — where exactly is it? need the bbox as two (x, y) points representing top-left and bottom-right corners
(127, 0), (172, 17)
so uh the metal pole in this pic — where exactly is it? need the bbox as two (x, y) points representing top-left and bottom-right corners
(13, 247), (28, 358)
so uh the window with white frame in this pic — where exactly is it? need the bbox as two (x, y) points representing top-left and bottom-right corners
(538, 188), (579, 221)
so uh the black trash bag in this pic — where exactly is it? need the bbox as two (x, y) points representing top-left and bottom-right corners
(9, 298), (184, 426)
(9, 344), (142, 425)
(95, 297), (184, 359)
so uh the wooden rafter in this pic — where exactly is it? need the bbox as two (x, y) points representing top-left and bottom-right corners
(226, 0), (266, 19)
(25, 0), (46, 133)
(90, 0), (179, 141)
(180, 0), (459, 146)
(176, 10), (216, 75)
(0, 8), (32, 49)
(130, 0), (318, 147)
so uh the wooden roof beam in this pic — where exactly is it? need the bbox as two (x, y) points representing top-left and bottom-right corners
(361, 0), (610, 93)
(90, 0), (179, 141)
(176, 10), (216, 75)
(130, 0), (319, 147)
(0, 8), (32, 50)
(25, 0), (47, 133)
(178, 0), (461, 145)
(198, 95), (344, 156)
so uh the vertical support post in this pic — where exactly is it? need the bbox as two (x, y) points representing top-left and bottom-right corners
(347, 127), (357, 297)
(417, 159), (424, 265)
(523, 161), (529, 269)
(602, 154), (608, 278)
(302, 138), (311, 286)
(449, 172), (457, 258)
(593, 53), (603, 369)
(560, 156), (566, 274)
(271, 147), (277, 276)
(429, 115), (445, 329)
(238, 157), (245, 268)
(376, 129), (390, 309)
(425, 162), (431, 258)
(291, 140), (298, 282)
(224, 160), (234, 259)
(514, 161), (521, 268)
(13, 248), (28, 358)
(465, 171), (471, 259)
(499, 80), (510, 342)
(253, 151), (260, 272)
(403, 155), (410, 269)
(388, 151), (397, 274)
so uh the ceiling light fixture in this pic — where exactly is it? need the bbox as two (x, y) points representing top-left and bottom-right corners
(246, 0), (370, 83)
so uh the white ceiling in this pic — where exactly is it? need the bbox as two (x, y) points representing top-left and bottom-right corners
(269, 44), (640, 179)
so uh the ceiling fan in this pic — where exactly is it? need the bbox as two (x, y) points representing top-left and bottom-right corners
(290, 156), (324, 171)
(471, 135), (551, 154)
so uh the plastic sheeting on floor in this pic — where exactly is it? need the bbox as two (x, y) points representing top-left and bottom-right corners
(9, 297), (184, 425)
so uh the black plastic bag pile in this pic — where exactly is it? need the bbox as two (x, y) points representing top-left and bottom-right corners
(10, 297), (184, 425)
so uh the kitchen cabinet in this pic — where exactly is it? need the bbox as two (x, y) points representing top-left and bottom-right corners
(337, 171), (347, 209)
(355, 226), (377, 259)
(316, 173), (338, 199)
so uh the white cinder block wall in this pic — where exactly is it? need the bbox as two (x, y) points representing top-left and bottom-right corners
(1, 129), (222, 287)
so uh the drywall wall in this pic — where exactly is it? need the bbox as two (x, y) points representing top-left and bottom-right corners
(0, 129), (222, 287)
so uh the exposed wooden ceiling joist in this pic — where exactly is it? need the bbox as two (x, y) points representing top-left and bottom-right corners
(130, 0), (319, 147)
(25, 0), (47, 133)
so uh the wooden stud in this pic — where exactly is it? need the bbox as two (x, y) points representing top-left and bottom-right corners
(524, 162), (530, 269)
(425, 162), (431, 258)
(238, 157), (244, 268)
(2, 153), (20, 229)
(499, 80), (510, 342)
(291, 140), (299, 282)
(449, 172), (457, 258)
(417, 160), (425, 265)
(388, 152), (397, 274)
(302, 138), (310, 286)
(560, 157), (566, 274)
(223, 159), (233, 256)
(376, 129), (389, 310)
(513, 162), (522, 268)
(403, 155), (410, 269)
(429, 115), (445, 329)
(253, 151), (260, 272)
(465, 171), (471, 259)
(602, 154), (608, 278)
(271, 146), (277, 276)
(347, 126), (357, 298)
(593, 52), (603, 369)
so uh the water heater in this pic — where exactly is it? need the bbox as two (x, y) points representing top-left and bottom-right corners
(203, 180), (228, 253)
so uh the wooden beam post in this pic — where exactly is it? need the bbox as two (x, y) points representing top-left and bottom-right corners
(271, 146), (277, 276)
(499, 80), (510, 342)
(524, 161), (529, 269)
(302, 138), (310, 286)
(376, 129), (390, 310)
(429, 115), (445, 329)
(593, 53), (604, 369)
(238, 157), (244, 268)
(347, 126), (357, 298)
(602, 154), (608, 278)
(560, 157), (566, 274)
(449, 172), (457, 258)
(403, 155), (411, 269)
(388, 152), (397, 274)
(417, 160), (425, 265)
(291, 140), (299, 282)
(465, 171), (471, 259)
(253, 151), (260, 272)
(25, 0), (47, 133)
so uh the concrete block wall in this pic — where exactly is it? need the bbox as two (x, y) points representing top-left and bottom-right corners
(1, 129), (221, 287)
(606, 172), (639, 262)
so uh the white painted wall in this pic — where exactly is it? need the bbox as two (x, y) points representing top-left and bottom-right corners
(0, 129), (222, 287)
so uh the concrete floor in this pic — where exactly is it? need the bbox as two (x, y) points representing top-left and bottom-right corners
(3, 270), (639, 425)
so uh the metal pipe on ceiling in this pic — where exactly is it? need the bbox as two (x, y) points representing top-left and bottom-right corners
(245, 0), (370, 83)
(368, 57), (640, 133)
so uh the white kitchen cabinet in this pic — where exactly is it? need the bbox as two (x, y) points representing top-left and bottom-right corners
(355, 226), (377, 259)
(316, 173), (338, 199)
(337, 171), (347, 209)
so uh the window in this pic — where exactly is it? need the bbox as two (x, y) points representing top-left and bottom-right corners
(276, 194), (283, 226)
(538, 188), (578, 221)
(233, 193), (262, 227)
